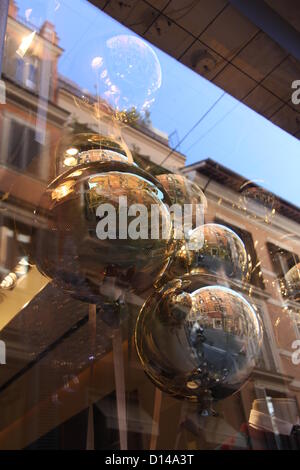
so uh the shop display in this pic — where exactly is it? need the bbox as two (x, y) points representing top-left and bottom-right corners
(0, 0), (298, 451)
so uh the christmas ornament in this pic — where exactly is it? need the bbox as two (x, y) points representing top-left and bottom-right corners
(165, 223), (251, 282)
(157, 173), (206, 236)
(188, 224), (250, 281)
(237, 180), (278, 225)
(33, 160), (173, 304)
(283, 263), (300, 302)
(156, 173), (207, 283)
(135, 275), (262, 405)
(70, 34), (162, 124)
(156, 174), (206, 210)
(55, 133), (136, 177)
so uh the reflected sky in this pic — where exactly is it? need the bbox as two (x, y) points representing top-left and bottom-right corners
(15, 0), (300, 207)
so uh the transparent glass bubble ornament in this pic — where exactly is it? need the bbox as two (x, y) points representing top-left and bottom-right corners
(135, 275), (263, 406)
(70, 34), (162, 125)
(237, 180), (278, 225)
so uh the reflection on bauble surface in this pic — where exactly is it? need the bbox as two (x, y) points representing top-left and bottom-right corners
(34, 161), (173, 304)
(135, 275), (262, 404)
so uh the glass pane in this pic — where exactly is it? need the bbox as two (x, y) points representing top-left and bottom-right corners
(0, 0), (299, 452)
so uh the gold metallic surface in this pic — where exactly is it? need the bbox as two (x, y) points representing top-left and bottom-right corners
(165, 223), (251, 282)
(135, 274), (262, 403)
(33, 161), (173, 304)
(189, 224), (250, 280)
(55, 133), (133, 177)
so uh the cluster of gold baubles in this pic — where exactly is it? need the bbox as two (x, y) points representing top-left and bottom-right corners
(32, 133), (262, 405)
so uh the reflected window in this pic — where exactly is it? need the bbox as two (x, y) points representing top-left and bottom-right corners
(267, 242), (299, 281)
(15, 56), (39, 91)
(255, 305), (277, 373)
(25, 57), (38, 90)
(6, 119), (41, 171)
(213, 319), (222, 329)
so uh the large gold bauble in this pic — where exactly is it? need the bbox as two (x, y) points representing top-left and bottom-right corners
(189, 224), (250, 280)
(284, 263), (300, 302)
(135, 275), (262, 403)
(33, 161), (173, 304)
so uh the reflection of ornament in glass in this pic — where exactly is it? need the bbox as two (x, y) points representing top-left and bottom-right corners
(135, 276), (262, 404)
(70, 34), (162, 123)
(284, 263), (300, 302)
(238, 180), (277, 224)
(55, 133), (136, 177)
(33, 161), (173, 304)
